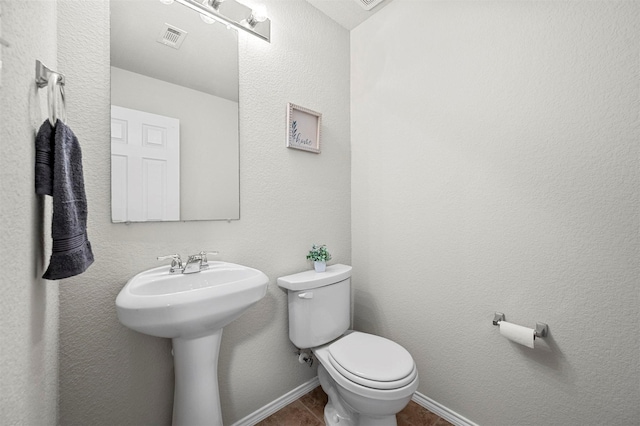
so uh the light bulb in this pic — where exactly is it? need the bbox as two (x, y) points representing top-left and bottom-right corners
(159, 0), (174, 4)
(246, 3), (267, 27)
(251, 4), (268, 23)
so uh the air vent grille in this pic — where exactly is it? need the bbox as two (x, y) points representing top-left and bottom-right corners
(352, 0), (385, 11)
(157, 24), (188, 49)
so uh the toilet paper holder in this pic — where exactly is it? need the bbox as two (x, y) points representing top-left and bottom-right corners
(492, 312), (548, 339)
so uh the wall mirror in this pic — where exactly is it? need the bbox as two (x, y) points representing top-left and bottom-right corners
(110, 0), (240, 222)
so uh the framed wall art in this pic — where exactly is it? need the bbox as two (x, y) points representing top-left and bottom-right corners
(286, 103), (322, 154)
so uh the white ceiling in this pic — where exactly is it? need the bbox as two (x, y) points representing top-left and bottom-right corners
(304, 0), (394, 31)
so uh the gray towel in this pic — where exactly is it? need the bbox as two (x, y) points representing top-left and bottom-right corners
(35, 120), (94, 280)
(35, 120), (54, 195)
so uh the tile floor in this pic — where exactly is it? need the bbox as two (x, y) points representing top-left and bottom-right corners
(256, 386), (453, 426)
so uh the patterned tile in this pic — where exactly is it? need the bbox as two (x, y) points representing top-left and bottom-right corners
(397, 400), (453, 426)
(256, 400), (323, 426)
(298, 385), (329, 421)
(259, 386), (452, 426)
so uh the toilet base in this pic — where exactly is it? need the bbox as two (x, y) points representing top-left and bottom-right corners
(319, 365), (355, 426)
(323, 401), (354, 426)
(318, 363), (401, 426)
(324, 406), (398, 426)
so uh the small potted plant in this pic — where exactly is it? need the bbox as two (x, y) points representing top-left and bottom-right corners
(306, 244), (332, 272)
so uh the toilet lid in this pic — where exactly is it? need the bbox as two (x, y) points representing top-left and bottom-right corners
(328, 332), (415, 387)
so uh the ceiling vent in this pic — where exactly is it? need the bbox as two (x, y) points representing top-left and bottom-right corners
(352, 0), (386, 11)
(157, 24), (188, 50)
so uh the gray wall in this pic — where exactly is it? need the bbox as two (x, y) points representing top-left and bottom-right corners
(351, 1), (639, 425)
(0, 0), (59, 424)
(57, 0), (350, 425)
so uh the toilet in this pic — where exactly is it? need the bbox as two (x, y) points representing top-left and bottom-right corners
(277, 264), (418, 426)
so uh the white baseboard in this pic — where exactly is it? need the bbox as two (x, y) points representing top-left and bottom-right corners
(230, 377), (320, 426)
(412, 391), (478, 426)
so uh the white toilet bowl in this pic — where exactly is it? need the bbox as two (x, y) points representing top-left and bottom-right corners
(313, 331), (419, 426)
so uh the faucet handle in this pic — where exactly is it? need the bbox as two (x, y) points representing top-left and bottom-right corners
(157, 254), (183, 272)
(199, 251), (219, 263)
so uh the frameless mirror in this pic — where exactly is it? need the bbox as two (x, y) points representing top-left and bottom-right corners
(110, 0), (240, 222)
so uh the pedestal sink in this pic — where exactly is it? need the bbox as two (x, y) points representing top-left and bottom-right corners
(116, 261), (269, 425)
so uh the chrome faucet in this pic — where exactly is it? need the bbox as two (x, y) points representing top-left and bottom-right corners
(183, 251), (219, 274)
(159, 251), (218, 274)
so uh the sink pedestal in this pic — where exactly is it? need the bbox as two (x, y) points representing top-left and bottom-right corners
(172, 330), (223, 426)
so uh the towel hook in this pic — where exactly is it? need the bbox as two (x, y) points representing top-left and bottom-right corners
(35, 60), (65, 88)
(47, 73), (58, 126)
(36, 60), (66, 126)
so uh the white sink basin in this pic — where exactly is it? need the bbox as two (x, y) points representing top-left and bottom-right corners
(116, 261), (269, 339)
(116, 260), (269, 425)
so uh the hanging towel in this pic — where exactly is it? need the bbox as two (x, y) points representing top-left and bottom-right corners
(35, 120), (54, 195)
(35, 119), (94, 280)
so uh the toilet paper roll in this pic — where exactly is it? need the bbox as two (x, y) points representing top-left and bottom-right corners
(499, 321), (535, 348)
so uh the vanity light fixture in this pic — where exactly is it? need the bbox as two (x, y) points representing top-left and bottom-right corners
(159, 0), (175, 4)
(166, 0), (271, 42)
(200, 0), (224, 24)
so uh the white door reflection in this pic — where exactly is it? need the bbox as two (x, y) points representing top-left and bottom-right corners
(111, 106), (180, 222)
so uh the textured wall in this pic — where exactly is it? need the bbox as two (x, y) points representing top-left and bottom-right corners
(57, 0), (350, 425)
(0, 0), (59, 424)
(351, 1), (639, 425)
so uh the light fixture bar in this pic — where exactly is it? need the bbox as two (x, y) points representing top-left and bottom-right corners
(174, 0), (270, 42)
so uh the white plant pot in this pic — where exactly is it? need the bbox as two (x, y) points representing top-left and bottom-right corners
(314, 261), (326, 272)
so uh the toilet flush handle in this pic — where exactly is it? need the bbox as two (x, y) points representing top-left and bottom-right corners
(298, 292), (314, 299)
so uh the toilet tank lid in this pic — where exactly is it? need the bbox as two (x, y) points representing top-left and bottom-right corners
(277, 264), (352, 291)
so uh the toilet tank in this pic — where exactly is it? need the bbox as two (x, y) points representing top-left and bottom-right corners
(277, 264), (352, 349)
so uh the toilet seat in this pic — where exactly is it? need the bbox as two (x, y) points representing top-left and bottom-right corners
(327, 332), (417, 390)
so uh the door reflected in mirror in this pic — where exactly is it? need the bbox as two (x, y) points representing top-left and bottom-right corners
(110, 0), (240, 222)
